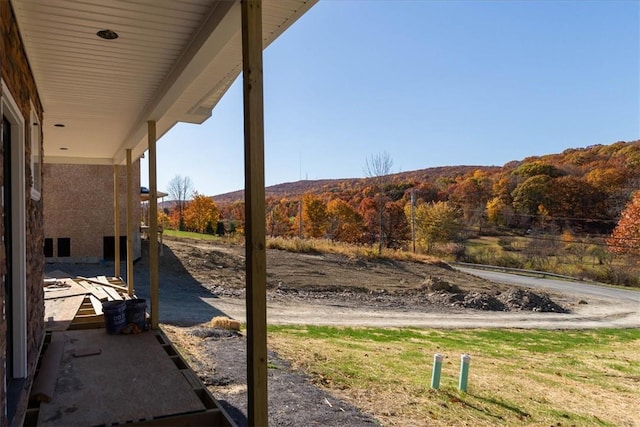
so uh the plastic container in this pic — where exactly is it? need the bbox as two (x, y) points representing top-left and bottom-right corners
(125, 298), (147, 330)
(102, 301), (126, 334)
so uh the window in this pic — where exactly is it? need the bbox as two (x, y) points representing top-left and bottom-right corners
(30, 105), (41, 200)
(44, 238), (53, 257)
(57, 238), (71, 257)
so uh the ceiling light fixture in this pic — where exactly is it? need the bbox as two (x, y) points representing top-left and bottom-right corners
(97, 29), (119, 40)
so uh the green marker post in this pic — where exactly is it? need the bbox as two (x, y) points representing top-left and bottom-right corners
(431, 353), (444, 389)
(459, 353), (471, 392)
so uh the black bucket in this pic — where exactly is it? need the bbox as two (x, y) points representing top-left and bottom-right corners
(102, 301), (126, 334)
(125, 298), (147, 330)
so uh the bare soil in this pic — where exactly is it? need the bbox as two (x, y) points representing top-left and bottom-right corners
(154, 237), (575, 426)
(163, 236), (569, 314)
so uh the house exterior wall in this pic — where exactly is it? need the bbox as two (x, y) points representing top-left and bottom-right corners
(1, 2), (45, 425)
(43, 162), (142, 263)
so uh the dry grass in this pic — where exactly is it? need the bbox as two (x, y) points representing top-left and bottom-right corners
(268, 326), (640, 427)
(266, 237), (441, 264)
(210, 316), (241, 331)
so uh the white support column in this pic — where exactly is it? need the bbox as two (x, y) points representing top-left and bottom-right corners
(241, 1), (268, 425)
(114, 164), (121, 277)
(126, 149), (134, 296)
(148, 121), (159, 329)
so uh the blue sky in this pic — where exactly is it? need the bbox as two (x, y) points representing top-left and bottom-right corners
(142, 0), (640, 197)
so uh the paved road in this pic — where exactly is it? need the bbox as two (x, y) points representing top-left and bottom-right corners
(455, 267), (640, 304)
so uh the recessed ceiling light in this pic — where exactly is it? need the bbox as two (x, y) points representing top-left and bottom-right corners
(97, 29), (119, 40)
(54, 123), (65, 128)
(60, 147), (68, 151)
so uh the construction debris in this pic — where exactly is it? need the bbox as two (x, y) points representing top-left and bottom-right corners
(43, 275), (140, 331)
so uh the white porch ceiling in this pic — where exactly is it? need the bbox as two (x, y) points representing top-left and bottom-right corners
(10, 0), (316, 165)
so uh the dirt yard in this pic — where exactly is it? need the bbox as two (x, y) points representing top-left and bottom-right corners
(161, 236), (570, 314)
(154, 237), (580, 426)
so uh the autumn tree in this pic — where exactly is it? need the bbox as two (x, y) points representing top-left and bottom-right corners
(511, 175), (557, 225)
(411, 182), (440, 204)
(222, 200), (245, 235)
(511, 162), (564, 179)
(448, 170), (492, 225)
(608, 191), (640, 260)
(552, 176), (607, 230)
(364, 151), (394, 252)
(409, 201), (462, 253)
(326, 199), (362, 243)
(266, 198), (294, 237)
(384, 200), (410, 249)
(358, 197), (380, 245)
(486, 197), (514, 227)
(302, 193), (328, 238)
(183, 193), (220, 234)
(167, 175), (194, 230)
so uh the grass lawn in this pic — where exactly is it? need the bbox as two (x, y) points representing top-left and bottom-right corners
(268, 326), (640, 426)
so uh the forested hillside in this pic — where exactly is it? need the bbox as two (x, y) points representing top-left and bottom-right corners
(213, 140), (638, 235)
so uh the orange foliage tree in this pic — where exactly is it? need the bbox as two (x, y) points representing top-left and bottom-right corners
(267, 198), (295, 237)
(183, 193), (220, 234)
(608, 191), (640, 260)
(384, 200), (410, 249)
(326, 199), (362, 243)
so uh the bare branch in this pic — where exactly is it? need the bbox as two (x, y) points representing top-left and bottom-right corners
(364, 151), (393, 181)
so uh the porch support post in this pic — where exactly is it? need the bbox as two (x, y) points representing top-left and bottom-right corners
(241, 0), (268, 425)
(113, 164), (121, 277)
(148, 120), (160, 329)
(126, 149), (135, 296)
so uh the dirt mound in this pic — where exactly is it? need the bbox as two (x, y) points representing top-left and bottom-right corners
(452, 292), (506, 311)
(498, 288), (569, 313)
(423, 277), (567, 312)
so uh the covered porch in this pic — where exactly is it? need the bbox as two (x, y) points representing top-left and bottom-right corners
(9, 0), (317, 425)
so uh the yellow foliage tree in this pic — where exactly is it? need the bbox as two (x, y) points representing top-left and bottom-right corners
(302, 193), (328, 238)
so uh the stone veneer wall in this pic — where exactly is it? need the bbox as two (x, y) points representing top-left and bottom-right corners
(0, 2), (45, 426)
(43, 161), (142, 262)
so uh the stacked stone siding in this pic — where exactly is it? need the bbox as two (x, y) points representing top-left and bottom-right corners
(1, 2), (45, 426)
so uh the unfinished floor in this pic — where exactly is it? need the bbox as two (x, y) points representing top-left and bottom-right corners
(30, 274), (235, 427)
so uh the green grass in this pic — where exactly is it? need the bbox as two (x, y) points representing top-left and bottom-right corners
(164, 229), (220, 240)
(268, 326), (640, 426)
(163, 229), (244, 244)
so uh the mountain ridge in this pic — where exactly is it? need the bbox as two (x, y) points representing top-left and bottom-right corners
(211, 165), (498, 204)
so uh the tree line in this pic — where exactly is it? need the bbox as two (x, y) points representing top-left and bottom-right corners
(162, 140), (640, 266)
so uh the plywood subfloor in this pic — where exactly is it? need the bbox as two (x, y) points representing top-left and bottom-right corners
(37, 329), (206, 426)
(44, 296), (85, 331)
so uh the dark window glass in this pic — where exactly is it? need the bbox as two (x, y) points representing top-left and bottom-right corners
(57, 238), (71, 257)
(44, 238), (53, 257)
